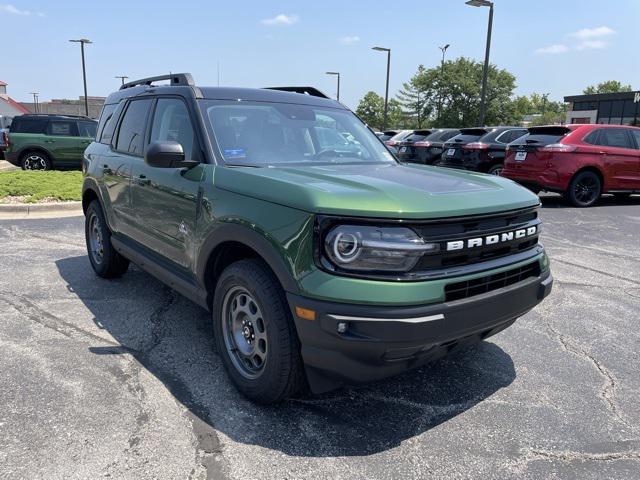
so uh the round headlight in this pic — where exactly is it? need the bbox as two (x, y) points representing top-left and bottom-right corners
(333, 232), (360, 263)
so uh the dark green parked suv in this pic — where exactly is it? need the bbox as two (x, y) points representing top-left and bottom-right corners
(82, 73), (553, 403)
(5, 114), (97, 170)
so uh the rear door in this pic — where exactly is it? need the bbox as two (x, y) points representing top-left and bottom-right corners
(106, 98), (153, 236)
(594, 128), (638, 189)
(129, 97), (204, 270)
(46, 120), (80, 164)
(629, 129), (640, 188)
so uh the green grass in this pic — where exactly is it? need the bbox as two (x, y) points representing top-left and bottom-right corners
(0, 170), (83, 203)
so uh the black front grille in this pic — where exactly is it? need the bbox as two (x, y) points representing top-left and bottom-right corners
(413, 208), (540, 271)
(445, 261), (541, 302)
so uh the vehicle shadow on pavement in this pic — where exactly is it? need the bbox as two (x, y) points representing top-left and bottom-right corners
(539, 193), (640, 209)
(57, 255), (516, 457)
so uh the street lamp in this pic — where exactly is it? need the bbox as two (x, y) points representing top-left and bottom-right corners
(466, 0), (493, 126)
(29, 92), (39, 113)
(372, 46), (391, 130)
(325, 72), (340, 102)
(437, 44), (450, 120)
(115, 75), (129, 86)
(69, 38), (92, 116)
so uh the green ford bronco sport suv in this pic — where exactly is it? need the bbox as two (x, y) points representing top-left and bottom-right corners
(5, 114), (97, 170)
(82, 73), (553, 403)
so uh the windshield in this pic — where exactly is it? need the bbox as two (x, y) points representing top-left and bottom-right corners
(201, 100), (395, 166)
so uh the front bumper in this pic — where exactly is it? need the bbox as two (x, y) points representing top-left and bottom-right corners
(288, 268), (552, 393)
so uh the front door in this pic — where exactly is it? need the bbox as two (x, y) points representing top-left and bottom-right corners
(129, 97), (204, 270)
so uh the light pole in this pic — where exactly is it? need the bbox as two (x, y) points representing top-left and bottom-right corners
(115, 75), (129, 86)
(466, 0), (493, 126)
(437, 44), (450, 120)
(372, 46), (391, 130)
(69, 38), (92, 116)
(325, 72), (340, 102)
(29, 92), (39, 113)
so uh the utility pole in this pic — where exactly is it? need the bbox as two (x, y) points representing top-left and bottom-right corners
(29, 92), (39, 113)
(372, 46), (391, 129)
(115, 75), (129, 86)
(437, 44), (450, 121)
(466, 0), (494, 126)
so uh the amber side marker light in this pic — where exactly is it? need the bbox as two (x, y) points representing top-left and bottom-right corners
(295, 307), (316, 321)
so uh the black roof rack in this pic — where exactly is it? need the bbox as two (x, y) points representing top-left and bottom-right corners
(120, 73), (195, 90)
(264, 86), (330, 99)
(20, 113), (92, 119)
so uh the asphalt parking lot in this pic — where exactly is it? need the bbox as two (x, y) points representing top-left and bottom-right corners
(0, 194), (639, 480)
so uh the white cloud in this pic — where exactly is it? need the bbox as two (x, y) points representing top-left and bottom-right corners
(575, 39), (608, 50)
(535, 44), (570, 55)
(339, 35), (360, 45)
(260, 14), (299, 26)
(569, 26), (615, 40)
(1, 4), (31, 15)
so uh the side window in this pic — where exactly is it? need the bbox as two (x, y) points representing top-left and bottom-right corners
(149, 98), (198, 161)
(100, 102), (125, 145)
(97, 104), (117, 142)
(115, 99), (152, 156)
(599, 128), (632, 149)
(48, 121), (78, 137)
(584, 129), (600, 145)
(78, 121), (97, 138)
(13, 119), (47, 134)
(629, 130), (640, 150)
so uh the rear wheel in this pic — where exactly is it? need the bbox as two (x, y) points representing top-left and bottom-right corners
(85, 200), (130, 278)
(21, 151), (51, 170)
(488, 164), (504, 176)
(212, 259), (304, 404)
(566, 171), (601, 207)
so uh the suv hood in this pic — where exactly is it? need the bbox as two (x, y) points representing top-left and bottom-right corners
(215, 163), (539, 219)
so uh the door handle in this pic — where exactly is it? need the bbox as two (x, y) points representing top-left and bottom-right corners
(135, 174), (151, 186)
(44, 140), (55, 143)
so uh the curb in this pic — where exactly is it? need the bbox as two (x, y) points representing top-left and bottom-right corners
(0, 201), (82, 215)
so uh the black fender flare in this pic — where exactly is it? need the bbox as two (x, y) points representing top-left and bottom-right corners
(81, 178), (116, 231)
(15, 145), (56, 164)
(196, 222), (300, 295)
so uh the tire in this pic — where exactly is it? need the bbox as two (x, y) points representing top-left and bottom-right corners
(432, 160), (443, 167)
(488, 164), (504, 176)
(565, 170), (602, 208)
(212, 259), (305, 404)
(85, 200), (130, 278)
(20, 151), (51, 170)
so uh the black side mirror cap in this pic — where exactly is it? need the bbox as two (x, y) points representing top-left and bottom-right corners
(145, 141), (198, 169)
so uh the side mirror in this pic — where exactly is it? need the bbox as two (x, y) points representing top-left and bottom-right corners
(145, 141), (198, 169)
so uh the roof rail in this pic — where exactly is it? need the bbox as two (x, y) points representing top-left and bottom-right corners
(264, 86), (330, 99)
(120, 73), (195, 90)
(22, 113), (92, 119)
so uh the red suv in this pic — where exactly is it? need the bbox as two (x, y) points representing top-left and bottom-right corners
(502, 124), (640, 207)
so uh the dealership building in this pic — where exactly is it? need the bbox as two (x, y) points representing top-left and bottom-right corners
(564, 90), (640, 125)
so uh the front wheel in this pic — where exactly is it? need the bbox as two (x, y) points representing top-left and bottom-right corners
(85, 200), (130, 278)
(566, 171), (601, 207)
(212, 259), (305, 403)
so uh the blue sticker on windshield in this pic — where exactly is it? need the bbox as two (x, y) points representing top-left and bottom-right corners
(224, 148), (246, 159)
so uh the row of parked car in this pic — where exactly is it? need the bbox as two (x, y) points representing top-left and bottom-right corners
(377, 124), (640, 207)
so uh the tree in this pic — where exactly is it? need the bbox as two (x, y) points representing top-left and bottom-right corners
(512, 93), (567, 125)
(396, 65), (431, 128)
(583, 80), (633, 95)
(355, 92), (406, 130)
(355, 91), (385, 130)
(395, 57), (518, 128)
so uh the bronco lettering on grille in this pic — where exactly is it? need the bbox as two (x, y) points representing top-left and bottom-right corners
(446, 226), (537, 251)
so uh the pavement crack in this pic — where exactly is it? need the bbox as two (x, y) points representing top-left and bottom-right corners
(522, 447), (640, 463)
(139, 287), (177, 355)
(544, 318), (635, 433)
(0, 291), (119, 347)
(551, 258), (640, 286)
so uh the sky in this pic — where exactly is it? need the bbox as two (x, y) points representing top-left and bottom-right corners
(1, 0), (639, 110)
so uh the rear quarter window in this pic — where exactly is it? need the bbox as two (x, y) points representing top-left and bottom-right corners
(11, 118), (47, 134)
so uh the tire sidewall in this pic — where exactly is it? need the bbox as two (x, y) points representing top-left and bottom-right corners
(212, 261), (297, 402)
(21, 151), (51, 170)
(568, 171), (601, 207)
(85, 201), (121, 276)
(488, 164), (503, 176)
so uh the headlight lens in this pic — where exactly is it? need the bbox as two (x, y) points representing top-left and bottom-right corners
(324, 225), (439, 272)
